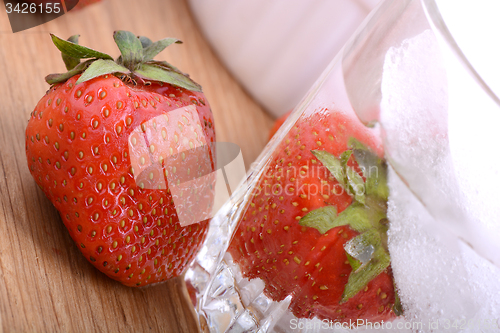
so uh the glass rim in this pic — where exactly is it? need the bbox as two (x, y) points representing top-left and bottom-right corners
(421, 0), (500, 107)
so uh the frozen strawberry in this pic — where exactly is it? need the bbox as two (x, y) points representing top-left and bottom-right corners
(228, 108), (401, 324)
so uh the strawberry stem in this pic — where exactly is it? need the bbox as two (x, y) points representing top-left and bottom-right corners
(113, 30), (143, 71)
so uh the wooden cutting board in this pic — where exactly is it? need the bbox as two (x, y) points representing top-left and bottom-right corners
(0, 0), (273, 331)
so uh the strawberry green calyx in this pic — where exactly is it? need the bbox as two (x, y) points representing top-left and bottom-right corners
(45, 31), (202, 92)
(301, 202), (385, 236)
(61, 35), (81, 70)
(114, 30), (144, 70)
(50, 34), (113, 61)
(342, 230), (390, 303)
(348, 138), (389, 201)
(300, 138), (398, 309)
(298, 206), (338, 234)
(76, 59), (129, 84)
(311, 149), (366, 204)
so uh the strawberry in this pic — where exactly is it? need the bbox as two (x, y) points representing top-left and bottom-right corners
(268, 111), (291, 140)
(25, 31), (216, 287)
(228, 108), (401, 324)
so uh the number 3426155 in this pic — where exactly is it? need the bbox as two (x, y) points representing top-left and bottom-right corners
(5, 2), (62, 14)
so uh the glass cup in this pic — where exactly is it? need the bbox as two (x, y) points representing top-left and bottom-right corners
(186, 0), (500, 331)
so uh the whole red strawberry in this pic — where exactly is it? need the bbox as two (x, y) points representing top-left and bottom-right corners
(228, 109), (401, 324)
(25, 32), (216, 287)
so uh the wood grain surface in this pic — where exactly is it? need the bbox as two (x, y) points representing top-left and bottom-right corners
(0, 0), (273, 331)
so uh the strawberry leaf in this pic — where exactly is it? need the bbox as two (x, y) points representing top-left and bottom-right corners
(311, 150), (346, 189)
(339, 149), (366, 204)
(330, 203), (374, 233)
(346, 166), (366, 204)
(312, 149), (366, 204)
(346, 253), (362, 271)
(138, 36), (153, 49)
(365, 164), (389, 202)
(299, 203), (377, 234)
(298, 206), (337, 234)
(76, 59), (129, 84)
(149, 60), (182, 72)
(113, 30), (143, 70)
(135, 64), (202, 92)
(341, 244), (390, 303)
(393, 287), (404, 316)
(45, 60), (94, 84)
(341, 229), (390, 302)
(143, 38), (182, 62)
(340, 150), (352, 167)
(51, 34), (113, 60)
(348, 138), (389, 201)
(62, 35), (81, 71)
